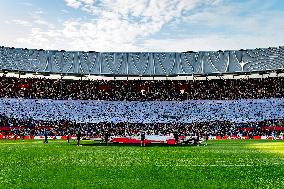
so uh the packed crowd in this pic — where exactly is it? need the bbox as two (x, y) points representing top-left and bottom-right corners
(1, 76), (283, 139)
(0, 76), (283, 100)
(1, 114), (284, 138)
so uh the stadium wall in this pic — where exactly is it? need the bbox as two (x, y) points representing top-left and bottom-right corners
(1, 135), (284, 142)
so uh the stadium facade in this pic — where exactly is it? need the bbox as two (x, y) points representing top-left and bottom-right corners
(0, 46), (284, 76)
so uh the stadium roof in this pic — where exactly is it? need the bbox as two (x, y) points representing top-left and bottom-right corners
(0, 46), (284, 78)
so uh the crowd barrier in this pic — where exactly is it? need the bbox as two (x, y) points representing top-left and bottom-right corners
(1, 135), (283, 142)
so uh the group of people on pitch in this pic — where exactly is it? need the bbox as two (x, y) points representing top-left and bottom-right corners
(70, 129), (208, 147)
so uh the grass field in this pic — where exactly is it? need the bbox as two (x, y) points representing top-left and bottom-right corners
(0, 140), (284, 189)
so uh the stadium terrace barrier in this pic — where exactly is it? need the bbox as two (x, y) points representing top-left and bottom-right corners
(0, 135), (77, 140)
(1, 135), (283, 141)
(33, 136), (77, 140)
(0, 46), (284, 76)
(0, 98), (284, 123)
(0, 135), (34, 140)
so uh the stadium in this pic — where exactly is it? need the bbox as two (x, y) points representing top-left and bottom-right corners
(1, 0), (284, 189)
(1, 45), (284, 188)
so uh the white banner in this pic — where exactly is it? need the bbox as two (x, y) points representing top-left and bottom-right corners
(0, 98), (284, 123)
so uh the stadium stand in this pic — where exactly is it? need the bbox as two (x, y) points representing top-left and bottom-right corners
(0, 46), (284, 142)
(0, 76), (283, 100)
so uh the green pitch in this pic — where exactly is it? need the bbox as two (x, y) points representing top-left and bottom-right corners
(0, 140), (284, 189)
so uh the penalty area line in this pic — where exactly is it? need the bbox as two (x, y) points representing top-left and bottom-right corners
(94, 163), (282, 167)
(155, 163), (282, 167)
(156, 164), (255, 167)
